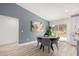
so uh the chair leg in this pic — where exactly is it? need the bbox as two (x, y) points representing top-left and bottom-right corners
(56, 42), (59, 50)
(43, 46), (44, 52)
(48, 46), (50, 53)
(40, 44), (42, 49)
(51, 44), (54, 51)
(37, 42), (39, 47)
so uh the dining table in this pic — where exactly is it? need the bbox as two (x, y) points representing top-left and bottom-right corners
(39, 36), (59, 51)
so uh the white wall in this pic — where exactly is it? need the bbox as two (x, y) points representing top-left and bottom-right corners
(70, 16), (79, 45)
(50, 17), (79, 45)
(0, 15), (19, 45)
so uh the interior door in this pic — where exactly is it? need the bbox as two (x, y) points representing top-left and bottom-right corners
(0, 15), (19, 45)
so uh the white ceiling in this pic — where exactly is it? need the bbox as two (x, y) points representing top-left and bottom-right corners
(17, 3), (79, 21)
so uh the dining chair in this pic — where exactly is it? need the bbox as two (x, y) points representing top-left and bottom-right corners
(50, 37), (60, 49)
(37, 37), (42, 47)
(41, 38), (53, 53)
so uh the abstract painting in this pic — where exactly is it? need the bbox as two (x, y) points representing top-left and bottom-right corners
(31, 21), (43, 32)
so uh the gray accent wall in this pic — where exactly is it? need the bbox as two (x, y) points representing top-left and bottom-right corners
(0, 3), (48, 44)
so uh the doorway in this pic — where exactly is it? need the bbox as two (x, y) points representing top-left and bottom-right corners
(0, 15), (19, 45)
(51, 24), (67, 41)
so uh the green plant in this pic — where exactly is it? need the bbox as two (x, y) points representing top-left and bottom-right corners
(44, 26), (52, 36)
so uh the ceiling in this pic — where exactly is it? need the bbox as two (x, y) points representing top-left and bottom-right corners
(17, 3), (79, 21)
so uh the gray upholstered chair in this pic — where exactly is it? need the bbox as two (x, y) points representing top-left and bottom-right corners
(50, 37), (60, 49)
(41, 38), (53, 53)
(37, 37), (42, 47)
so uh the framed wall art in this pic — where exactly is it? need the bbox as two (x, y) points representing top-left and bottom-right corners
(31, 21), (43, 32)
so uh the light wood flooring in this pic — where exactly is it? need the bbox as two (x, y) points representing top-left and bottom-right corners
(0, 41), (77, 56)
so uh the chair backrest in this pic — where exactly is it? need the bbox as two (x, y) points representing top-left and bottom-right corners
(50, 37), (60, 43)
(57, 36), (60, 40)
(37, 37), (42, 42)
(41, 38), (51, 46)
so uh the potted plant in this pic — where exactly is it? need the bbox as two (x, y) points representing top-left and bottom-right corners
(44, 26), (52, 36)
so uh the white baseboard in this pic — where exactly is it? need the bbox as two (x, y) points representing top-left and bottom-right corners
(18, 40), (37, 46)
(0, 41), (18, 46)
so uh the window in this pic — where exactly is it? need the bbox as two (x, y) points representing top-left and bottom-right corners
(51, 24), (67, 37)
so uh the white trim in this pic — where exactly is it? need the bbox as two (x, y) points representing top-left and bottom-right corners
(18, 40), (37, 46)
(0, 41), (18, 46)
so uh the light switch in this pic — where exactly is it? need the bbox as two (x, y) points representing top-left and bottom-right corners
(21, 29), (23, 32)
